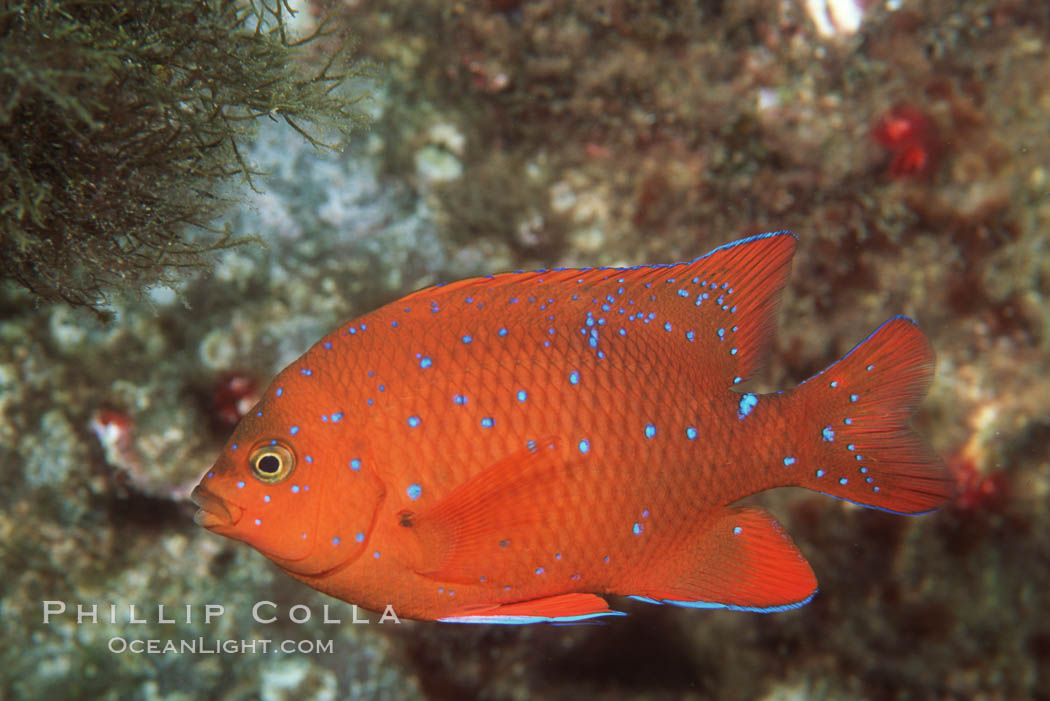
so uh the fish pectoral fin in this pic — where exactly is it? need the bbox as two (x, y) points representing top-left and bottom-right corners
(632, 507), (817, 612)
(412, 437), (570, 583)
(438, 593), (625, 624)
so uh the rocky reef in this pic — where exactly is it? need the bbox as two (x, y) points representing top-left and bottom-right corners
(2, 0), (1048, 698)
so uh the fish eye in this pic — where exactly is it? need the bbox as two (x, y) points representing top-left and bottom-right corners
(248, 442), (295, 483)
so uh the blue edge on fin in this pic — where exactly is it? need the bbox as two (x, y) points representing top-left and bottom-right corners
(691, 230), (796, 263)
(438, 591), (817, 624)
(818, 492), (941, 518)
(626, 592), (817, 613)
(438, 611), (628, 625)
(605, 230), (799, 273)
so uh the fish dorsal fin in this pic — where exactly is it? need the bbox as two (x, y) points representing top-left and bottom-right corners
(670, 232), (796, 384)
(631, 506), (817, 612)
(411, 438), (568, 584)
(397, 232), (796, 387)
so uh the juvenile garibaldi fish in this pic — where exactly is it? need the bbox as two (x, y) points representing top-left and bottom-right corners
(192, 232), (950, 623)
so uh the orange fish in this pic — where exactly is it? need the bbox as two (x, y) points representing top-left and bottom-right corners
(192, 232), (950, 623)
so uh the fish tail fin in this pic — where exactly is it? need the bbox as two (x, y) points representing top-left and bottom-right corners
(790, 316), (952, 514)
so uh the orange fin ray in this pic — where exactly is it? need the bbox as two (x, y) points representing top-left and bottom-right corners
(412, 438), (570, 584)
(673, 231), (796, 384)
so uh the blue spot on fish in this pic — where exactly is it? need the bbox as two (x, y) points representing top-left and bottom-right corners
(407, 484), (422, 500)
(407, 416), (421, 428)
(644, 423), (657, 439)
(419, 357), (432, 369)
(737, 393), (758, 419)
(822, 426), (835, 442)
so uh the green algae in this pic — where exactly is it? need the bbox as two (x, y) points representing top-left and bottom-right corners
(0, 0), (371, 316)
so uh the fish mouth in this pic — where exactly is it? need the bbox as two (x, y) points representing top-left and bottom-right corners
(190, 485), (243, 529)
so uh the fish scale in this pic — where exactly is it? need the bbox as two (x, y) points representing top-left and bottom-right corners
(192, 231), (951, 623)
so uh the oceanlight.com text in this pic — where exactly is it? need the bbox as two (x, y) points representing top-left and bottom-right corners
(107, 637), (335, 655)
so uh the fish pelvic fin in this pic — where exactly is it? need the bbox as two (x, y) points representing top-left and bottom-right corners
(791, 316), (952, 514)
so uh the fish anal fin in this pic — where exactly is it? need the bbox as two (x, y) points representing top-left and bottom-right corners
(439, 593), (624, 624)
(633, 507), (817, 612)
(413, 438), (567, 583)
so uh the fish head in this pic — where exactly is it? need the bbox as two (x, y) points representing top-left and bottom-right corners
(191, 379), (386, 576)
